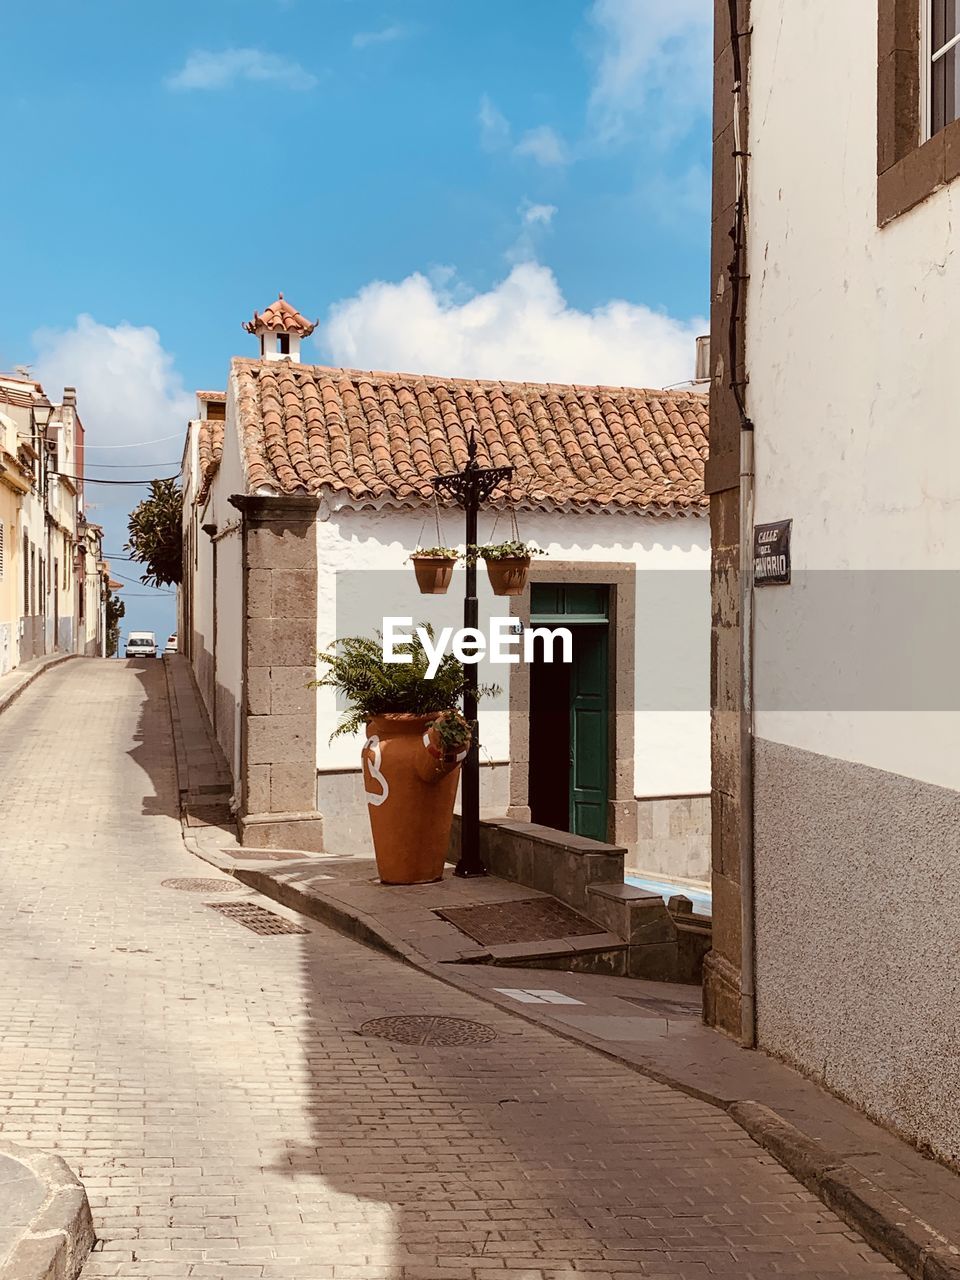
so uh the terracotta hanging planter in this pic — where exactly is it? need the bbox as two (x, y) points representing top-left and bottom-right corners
(361, 711), (471, 884)
(411, 553), (457, 595)
(477, 540), (544, 597)
(484, 556), (531, 596)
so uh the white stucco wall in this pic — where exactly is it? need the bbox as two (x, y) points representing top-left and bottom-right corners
(184, 395), (246, 789)
(747, 2), (960, 791)
(207, 388), (246, 785)
(314, 505), (710, 800)
(744, 1), (960, 1169)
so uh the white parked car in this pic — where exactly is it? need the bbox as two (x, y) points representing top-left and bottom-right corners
(125, 631), (158, 659)
(164, 634), (178, 654)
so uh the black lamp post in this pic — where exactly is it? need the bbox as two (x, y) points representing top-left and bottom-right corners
(432, 427), (513, 877)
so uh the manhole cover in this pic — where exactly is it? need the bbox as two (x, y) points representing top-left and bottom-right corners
(436, 897), (600, 946)
(205, 901), (309, 935)
(161, 878), (244, 893)
(360, 1015), (498, 1046)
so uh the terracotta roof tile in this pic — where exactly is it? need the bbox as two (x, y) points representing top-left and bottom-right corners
(242, 294), (317, 338)
(196, 419), (224, 505)
(229, 358), (709, 515)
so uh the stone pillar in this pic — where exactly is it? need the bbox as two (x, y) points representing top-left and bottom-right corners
(232, 494), (324, 851)
(701, 0), (752, 1040)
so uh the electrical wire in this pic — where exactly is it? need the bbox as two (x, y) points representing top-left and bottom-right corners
(77, 461), (182, 470)
(53, 473), (180, 486)
(83, 432), (186, 449)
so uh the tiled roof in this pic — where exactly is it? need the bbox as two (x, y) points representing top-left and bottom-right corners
(242, 294), (316, 338)
(196, 420), (224, 505)
(196, 389), (226, 403)
(230, 358), (709, 515)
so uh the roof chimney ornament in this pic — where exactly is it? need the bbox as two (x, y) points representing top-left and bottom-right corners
(243, 293), (317, 364)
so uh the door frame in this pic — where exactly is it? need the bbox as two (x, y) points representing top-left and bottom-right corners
(507, 561), (637, 848)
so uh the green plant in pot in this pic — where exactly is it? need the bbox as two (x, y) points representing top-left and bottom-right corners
(475, 540), (546, 596)
(409, 546), (460, 596)
(313, 628), (496, 885)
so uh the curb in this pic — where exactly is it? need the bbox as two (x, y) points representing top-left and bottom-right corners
(729, 1104), (960, 1280)
(0, 1139), (95, 1280)
(0, 655), (78, 718)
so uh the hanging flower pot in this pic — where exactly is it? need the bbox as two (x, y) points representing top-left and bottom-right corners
(410, 547), (459, 595)
(478, 541), (545, 597)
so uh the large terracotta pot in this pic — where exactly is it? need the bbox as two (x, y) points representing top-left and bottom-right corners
(484, 555), (531, 596)
(412, 555), (456, 595)
(361, 713), (470, 884)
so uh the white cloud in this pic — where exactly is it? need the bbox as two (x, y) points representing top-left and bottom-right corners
(587, 0), (713, 141)
(478, 95), (511, 152)
(522, 203), (557, 227)
(479, 97), (570, 167)
(30, 316), (192, 627)
(353, 25), (407, 49)
(322, 262), (703, 387)
(165, 48), (318, 92)
(514, 125), (570, 168)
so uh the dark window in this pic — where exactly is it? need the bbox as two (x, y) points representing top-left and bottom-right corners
(277, 333), (290, 355)
(877, 0), (960, 223)
(930, 0), (960, 134)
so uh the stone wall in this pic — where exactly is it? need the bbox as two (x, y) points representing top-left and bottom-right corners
(633, 795), (710, 882)
(235, 495), (324, 851)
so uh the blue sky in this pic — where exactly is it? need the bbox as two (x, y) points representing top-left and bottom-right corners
(0, 0), (712, 641)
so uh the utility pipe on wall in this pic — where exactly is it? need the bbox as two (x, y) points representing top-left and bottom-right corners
(739, 427), (756, 1049)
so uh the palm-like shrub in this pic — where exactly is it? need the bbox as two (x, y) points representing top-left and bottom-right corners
(313, 627), (497, 740)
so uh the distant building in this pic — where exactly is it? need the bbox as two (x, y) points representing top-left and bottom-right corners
(181, 295), (712, 875)
(0, 374), (109, 673)
(705, 0), (960, 1168)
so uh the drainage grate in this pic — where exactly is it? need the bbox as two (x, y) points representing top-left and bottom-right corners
(436, 897), (600, 946)
(360, 1015), (498, 1046)
(205, 901), (309, 934)
(161, 877), (244, 893)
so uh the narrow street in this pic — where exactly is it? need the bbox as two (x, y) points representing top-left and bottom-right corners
(0, 660), (902, 1280)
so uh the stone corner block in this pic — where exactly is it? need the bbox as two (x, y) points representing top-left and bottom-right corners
(239, 810), (324, 852)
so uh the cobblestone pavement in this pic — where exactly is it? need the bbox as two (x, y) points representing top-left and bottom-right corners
(0, 661), (904, 1279)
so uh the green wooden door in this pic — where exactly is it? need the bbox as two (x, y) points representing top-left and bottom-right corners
(569, 625), (609, 839)
(530, 585), (610, 841)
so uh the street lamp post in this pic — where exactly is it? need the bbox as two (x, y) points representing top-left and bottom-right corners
(432, 427), (513, 878)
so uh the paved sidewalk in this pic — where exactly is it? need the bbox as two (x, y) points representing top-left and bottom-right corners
(0, 650), (79, 715)
(0, 660), (907, 1279)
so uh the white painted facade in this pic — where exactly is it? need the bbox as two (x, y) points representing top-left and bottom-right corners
(740, 1), (960, 1167)
(0, 376), (98, 671)
(747, 2), (960, 789)
(313, 504), (710, 800)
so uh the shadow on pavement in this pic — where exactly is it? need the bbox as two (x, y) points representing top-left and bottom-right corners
(126, 658), (182, 821)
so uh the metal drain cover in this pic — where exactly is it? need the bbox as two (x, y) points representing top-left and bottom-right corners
(161, 877), (244, 893)
(360, 1015), (498, 1046)
(205, 901), (309, 935)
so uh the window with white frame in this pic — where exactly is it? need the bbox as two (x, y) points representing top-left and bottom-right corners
(924, 0), (960, 139)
